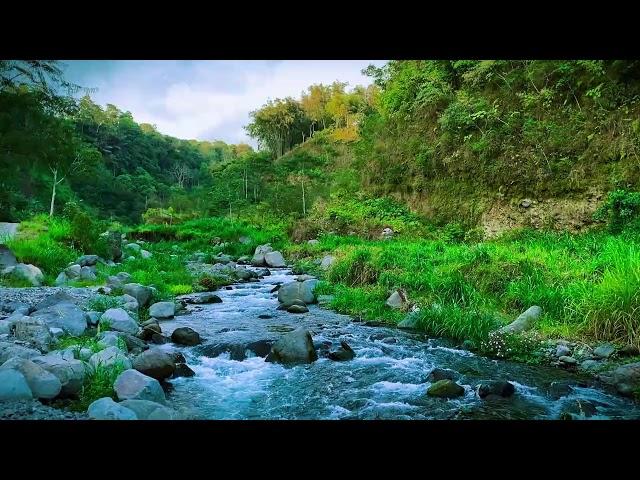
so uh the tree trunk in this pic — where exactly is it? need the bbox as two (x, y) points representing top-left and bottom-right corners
(49, 168), (58, 217)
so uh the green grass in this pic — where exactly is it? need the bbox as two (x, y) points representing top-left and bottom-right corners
(301, 227), (640, 349)
(5, 215), (78, 284)
(68, 362), (128, 412)
(86, 296), (123, 313)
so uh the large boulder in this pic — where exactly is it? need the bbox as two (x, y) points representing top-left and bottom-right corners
(121, 294), (139, 312)
(264, 251), (286, 268)
(277, 279), (319, 305)
(498, 306), (542, 334)
(182, 292), (222, 304)
(0, 358), (61, 399)
(397, 309), (421, 330)
(140, 250), (153, 259)
(427, 379), (465, 398)
(119, 399), (176, 420)
(7, 263), (44, 286)
(593, 344), (616, 359)
(101, 308), (139, 335)
(34, 292), (77, 311)
(266, 327), (317, 365)
(320, 255), (336, 270)
(31, 355), (85, 396)
(30, 301), (87, 336)
(107, 272), (132, 288)
(88, 397), (137, 420)
(114, 369), (166, 404)
(599, 361), (640, 396)
(65, 264), (82, 279)
(79, 266), (97, 281)
(171, 327), (201, 346)
(328, 341), (356, 361)
(125, 243), (142, 254)
(477, 381), (516, 399)
(13, 317), (52, 351)
(251, 244), (273, 267)
(0, 369), (33, 401)
(123, 283), (153, 308)
(386, 289), (408, 309)
(89, 346), (132, 370)
(76, 255), (100, 267)
(0, 342), (41, 364)
(54, 272), (69, 286)
(132, 349), (176, 380)
(0, 245), (17, 270)
(149, 302), (175, 320)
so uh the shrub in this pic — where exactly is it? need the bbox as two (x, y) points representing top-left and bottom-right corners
(479, 331), (543, 364)
(594, 189), (640, 234)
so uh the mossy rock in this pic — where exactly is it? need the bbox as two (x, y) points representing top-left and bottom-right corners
(427, 379), (465, 398)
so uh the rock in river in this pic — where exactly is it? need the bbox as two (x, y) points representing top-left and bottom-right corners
(427, 379), (465, 398)
(266, 327), (317, 365)
(148, 301), (175, 320)
(171, 327), (202, 346)
(132, 348), (176, 380)
(114, 369), (166, 404)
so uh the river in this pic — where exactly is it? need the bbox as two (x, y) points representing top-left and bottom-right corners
(157, 268), (640, 420)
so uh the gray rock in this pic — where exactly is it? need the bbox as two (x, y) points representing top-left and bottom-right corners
(114, 369), (166, 404)
(0, 245), (17, 270)
(320, 255), (336, 270)
(31, 301), (87, 336)
(593, 344), (616, 359)
(76, 255), (100, 267)
(238, 236), (252, 245)
(132, 349), (175, 380)
(266, 327), (317, 365)
(264, 251), (286, 268)
(8, 263), (44, 286)
(0, 342), (41, 364)
(79, 348), (93, 361)
(559, 355), (577, 365)
(580, 359), (605, 373)
(121, 294), (139, 312)
(556, 344), (572, 357)
(498, 306), (542, 334)
(125, 243), (141, 253)
(477, 381), (516, 399)
(101, 308), (139, 335)
(88, 397), (137, 420)
(89, 346), (132, 370)
(287, 304), (309, 314)
(123, 283), (153, 308)
(251, 244), (273, 266)
(49, 327), (64, 339)
(171, 327), (201, 346)
(173, 363), (195, 378)
(0, 358), (61, 399)
(97, 331), (127, 351)
(13, 317), (52, 351)
(307, 239), (320, 246)
(54, 272), (68, 286)
(328, 341), (356, 361)
(140, 250), (153, 259)
(33, 291), (77, 311)
(397, 310), (421, 330)
(0, 369), (33, 401)
(428, 368), (459, 382)
(380, 227), (394, 239)
(278, 279), (319, 305)
(520, 199), (532, 208)
(79, 266), (96, 281)
(0, 319), (11, 335)
(119, 399), (176, 420)
(598, 361), (640, 396)
(386, 289), (408, 309)
(65, 264), (82, 279)
(86, 311), (101, 327)
(148, 302), (175, 320)
(31, 355), (85, 396)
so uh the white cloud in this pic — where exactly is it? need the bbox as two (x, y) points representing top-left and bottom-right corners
(65, 60), (387, 145)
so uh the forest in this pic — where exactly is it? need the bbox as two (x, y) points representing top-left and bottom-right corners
(1, 60), (640, 420)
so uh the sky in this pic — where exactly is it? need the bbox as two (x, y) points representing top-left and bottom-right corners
(61, 60), (387, 147)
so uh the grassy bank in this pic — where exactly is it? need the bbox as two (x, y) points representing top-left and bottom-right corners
(287, 228), (640, 349)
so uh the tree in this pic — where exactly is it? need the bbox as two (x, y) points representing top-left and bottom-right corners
(171, 163), (192, 189)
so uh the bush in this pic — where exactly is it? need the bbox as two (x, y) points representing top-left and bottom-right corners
(479, 331), (543, 364)
(594, 189), (640, 234)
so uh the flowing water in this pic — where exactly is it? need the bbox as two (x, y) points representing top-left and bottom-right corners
(158, 268), (640, 420)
